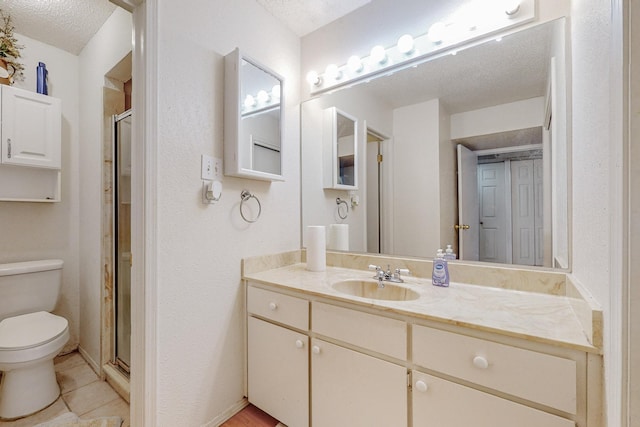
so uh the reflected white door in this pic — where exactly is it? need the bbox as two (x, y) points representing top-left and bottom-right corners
(478, 162), (509, 264)
(457, 145), (479, 260)
(511, 159), (544, 266)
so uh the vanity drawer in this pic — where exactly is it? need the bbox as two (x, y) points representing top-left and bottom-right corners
(247, 286), (309, 330)
(412, 325), (576, 414)
(312, 301), (406, 360)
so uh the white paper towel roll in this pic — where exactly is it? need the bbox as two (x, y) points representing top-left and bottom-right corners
(306, 226), (326, 271)
(327, 224), (349, 251)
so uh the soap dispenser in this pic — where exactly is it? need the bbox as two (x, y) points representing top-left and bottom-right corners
(444, 244), (456, 260)
(432, 249), (450, 287)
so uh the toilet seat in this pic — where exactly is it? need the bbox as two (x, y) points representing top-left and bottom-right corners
(0, 311), (68, 351)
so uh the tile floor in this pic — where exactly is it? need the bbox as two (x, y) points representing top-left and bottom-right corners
(0, 352), (130, 427)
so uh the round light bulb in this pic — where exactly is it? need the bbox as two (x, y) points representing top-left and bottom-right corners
(370, 45), (387, 64)
(243, 94), (255, 109)
(271, 84), (281, 99)
(397, 34), (415, 55)
(347, 55), (363, 73)
(325, 63), (342, 80)
(428, 22), (447, 44)
(256, 90), (270, 104)
(306, 70), (320, 86)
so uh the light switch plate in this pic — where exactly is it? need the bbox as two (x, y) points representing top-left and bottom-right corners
(212, 157), (223, 180)
(201, 155), (214, 180)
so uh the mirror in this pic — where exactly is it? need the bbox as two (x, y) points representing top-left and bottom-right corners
(301, 18), (569, 269)
(224, 48), (284, 181)
(323, 107), (358, 189)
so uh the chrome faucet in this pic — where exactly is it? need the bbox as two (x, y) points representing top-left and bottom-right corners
(368, 264), (411, 288)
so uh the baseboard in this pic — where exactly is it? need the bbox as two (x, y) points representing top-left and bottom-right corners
(77, 346), (101, 377)
(202, 397), (249, 427)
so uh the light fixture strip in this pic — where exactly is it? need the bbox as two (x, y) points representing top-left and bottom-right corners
(308, 0), (535, 95)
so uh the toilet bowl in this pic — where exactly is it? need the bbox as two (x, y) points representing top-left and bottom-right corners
(0, 260), (68, 420)
(0, 311), (69, 419)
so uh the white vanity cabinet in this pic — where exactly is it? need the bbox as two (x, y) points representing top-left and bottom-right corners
(0, 85), (62, 201)
(246, 287), (309, 427)
(245, 282), (595, 427)
(311, 301), (408, 427)
(311, 338), (407, 427)
(411, 371), (574, 427)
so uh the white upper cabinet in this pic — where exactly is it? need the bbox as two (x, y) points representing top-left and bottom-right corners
(323, 107), (358, 190)
(1, 85), (61, 169)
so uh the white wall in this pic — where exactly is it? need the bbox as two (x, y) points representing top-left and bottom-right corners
(301, 88), (393, 253)
(78, 8), (133, 368)
(0, 34), (80, 354)
(438, 104), (457, 252)
(392, 99), (441, 257)
(155, 0), (300, 424)
(450, 97), (545, 139)
(569, 0), (615, 424)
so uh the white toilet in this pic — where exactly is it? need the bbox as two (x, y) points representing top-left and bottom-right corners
(0, 259), (69, 420)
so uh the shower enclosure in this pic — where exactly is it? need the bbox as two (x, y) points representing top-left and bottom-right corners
(113, 110), (132, 373)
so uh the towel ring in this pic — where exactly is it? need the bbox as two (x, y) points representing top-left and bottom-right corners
(336, 198), (349, 219)
(240, 190), (262, 223)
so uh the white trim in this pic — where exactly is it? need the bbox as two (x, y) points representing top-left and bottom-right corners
(474, 143), (543, 157)
(129, 1), (158, 426)
(78, 345), (101, 377)
(609, 1), (629, 426)
(201, 398), (249, 427)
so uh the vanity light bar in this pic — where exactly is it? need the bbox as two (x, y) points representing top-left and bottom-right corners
(242, 85), (281, 116)
(306, 0), (535, 95)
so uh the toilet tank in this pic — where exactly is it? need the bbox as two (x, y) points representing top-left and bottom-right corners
(0, 259), (64, 320)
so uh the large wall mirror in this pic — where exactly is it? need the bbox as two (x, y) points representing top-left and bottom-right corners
(301, 18), (570, 270)
(225, 48), (284, 181)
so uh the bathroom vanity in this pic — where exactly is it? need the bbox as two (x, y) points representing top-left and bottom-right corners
(243, 251), (602, 427)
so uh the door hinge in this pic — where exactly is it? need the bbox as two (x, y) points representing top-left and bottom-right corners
(7, 139), (11, 158)
(377, 154), (383, 163)
(407, 370), (412, 388)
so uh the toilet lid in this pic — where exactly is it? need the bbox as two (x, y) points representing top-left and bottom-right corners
(0, 311), (68, 350)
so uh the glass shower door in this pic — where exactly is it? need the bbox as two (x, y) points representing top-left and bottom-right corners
(114, 110), (132, 372)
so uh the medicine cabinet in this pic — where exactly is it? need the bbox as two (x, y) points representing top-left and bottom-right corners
(0, 85), (62, 202)
(323, 107), (358, 190)
(224, 48), (284, 181)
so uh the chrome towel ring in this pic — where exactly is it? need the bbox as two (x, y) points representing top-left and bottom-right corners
(336, 197), (349, 219)
(240, 190), (262, 223)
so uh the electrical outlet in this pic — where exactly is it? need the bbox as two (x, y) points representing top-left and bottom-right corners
(201, 155), (215, 180)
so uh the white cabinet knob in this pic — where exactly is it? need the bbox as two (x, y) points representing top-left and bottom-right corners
(295, 339), (304, 349)
(268, 302), (277, 311)
(473, 356), (489, 369)
(312, 345), (321, 354)
(415, 380), (428, 392)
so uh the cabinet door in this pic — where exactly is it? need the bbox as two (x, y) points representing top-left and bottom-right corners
(1, 85), (61, 169)
(248, 317), (308, 427)
(412, 371), (574, 427)
(311, 338), (407, 427)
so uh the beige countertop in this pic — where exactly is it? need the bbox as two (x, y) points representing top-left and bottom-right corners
(244, 262), (599, 354)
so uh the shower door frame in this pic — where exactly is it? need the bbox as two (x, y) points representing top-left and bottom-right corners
(112, 109), (133, 375)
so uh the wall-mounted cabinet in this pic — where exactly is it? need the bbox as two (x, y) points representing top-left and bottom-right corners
(323, 107), (358, 190)
(224, 48), (285, 181)
(0, 85), (62, 202)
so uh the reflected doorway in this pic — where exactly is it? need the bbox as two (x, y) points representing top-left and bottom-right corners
(365, 128), (389, 254)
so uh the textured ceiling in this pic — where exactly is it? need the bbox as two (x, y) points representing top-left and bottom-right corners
(256, 0), (371, 36)
(0, 0), (117, 55)
(347, 20), (555, 115)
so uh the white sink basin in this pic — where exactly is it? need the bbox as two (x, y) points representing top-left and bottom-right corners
(332, 279), (420, 301)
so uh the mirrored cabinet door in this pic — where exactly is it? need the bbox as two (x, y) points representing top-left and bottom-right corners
(224, 48), (284, 181)
(323, 107), (358, 190)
